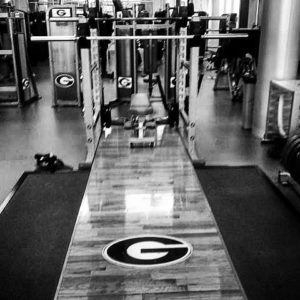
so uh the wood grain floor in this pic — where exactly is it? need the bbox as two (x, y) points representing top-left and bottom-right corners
(55, 126), (245, 299)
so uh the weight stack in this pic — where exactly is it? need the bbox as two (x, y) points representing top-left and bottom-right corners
(115, 28), (134, 101)
(143, 30), (158, 75)
(47, 6), (81, 106)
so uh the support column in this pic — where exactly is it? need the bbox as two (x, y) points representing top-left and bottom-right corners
(252, 0), (300, 138)
(211, 0), (220, 19)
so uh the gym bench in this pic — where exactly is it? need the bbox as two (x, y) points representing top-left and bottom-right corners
(125, 93), (157, 148)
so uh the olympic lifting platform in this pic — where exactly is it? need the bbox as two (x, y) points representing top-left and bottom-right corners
(55, 125), (245, 299)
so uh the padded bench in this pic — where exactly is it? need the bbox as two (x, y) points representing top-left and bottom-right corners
(130, 93), (153, 116)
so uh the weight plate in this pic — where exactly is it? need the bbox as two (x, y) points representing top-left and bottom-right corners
(286, 141), (300, 173)
(282, 135), (299, 166)
(282, 135), (300, 168)
(286, 138), (300, 175)
(294, 153), (300, 184)
(287, 141), (300, 182)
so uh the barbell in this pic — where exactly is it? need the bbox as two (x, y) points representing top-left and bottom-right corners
(49, 16), (228, 22)
(31, 33), (248, 42)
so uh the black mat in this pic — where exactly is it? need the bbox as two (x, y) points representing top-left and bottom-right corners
(0, 171), (89, 300)
(194, 166), (300, 300)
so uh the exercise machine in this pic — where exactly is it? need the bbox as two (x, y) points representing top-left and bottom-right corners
(31, 4), (248, 159)
(105, 2), (179, 148)
(264, 80), (300, 142)
(46, 5), (81, 106)
(0, 10), (38, 106)
(127, 93), (156, 148)
(262, 80), (300, 192)
(213, 27), (260, 102)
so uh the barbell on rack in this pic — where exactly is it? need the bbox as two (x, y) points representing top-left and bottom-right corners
(30, 33), (248, 42)
(47, 16), (228, 23)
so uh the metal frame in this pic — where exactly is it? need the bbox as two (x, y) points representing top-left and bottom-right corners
(81, 47), (102, 163)
(8, 16), (22, 105)
(187, 46), (200, 159)
(164, 4), (171, 104)
(177, 27), (188, 121)
(90, 27), (102, 123)
(132, 4), (138, 94)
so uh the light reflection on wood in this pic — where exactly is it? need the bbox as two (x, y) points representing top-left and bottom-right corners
(56, 126), (245, 300)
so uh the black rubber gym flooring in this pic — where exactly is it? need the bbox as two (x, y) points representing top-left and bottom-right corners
(194, 165), (300, 300)
(0, 171), (89, 300)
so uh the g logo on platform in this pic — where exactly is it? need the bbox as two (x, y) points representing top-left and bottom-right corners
(102, 235), (193, 268)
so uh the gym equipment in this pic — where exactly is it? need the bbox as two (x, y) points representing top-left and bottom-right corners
(112, 0), (137, 100)
(127, 93), (156, 148)
(205, 16), (235, 96)
(264, 80), (300, 141)
(241, 54), (257, 129)
(177, 15), (249, 160)
(281, 134), (300, 182)
(115, 25), (135, 101)
(29, 11), (48, 65)
(0, 11), (38, 106)
(277, 169), (300, 203)
(46, 5), (81, 106)
(278, 135), (300, 198)
(213, 28), (260, 102)
(98, 13), (114, 78)
(142, 30), (158, 80)
(81, 40), (102, 162)
(165, 20), (177, 119)
(31, 16), (247, 157)
(78, 21), (103, 164)
(109, 3), (173, 138)
(31, 32), (246, 42)
(219, 13), (237, 34)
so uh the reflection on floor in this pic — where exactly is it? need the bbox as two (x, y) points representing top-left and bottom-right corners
(195, 72), (279, 178)
(0, 60), (281, 204)
(0, 61), (86, 203)
(56, 125), (246, 299)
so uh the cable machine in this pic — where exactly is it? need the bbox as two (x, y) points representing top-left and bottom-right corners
(0, 10), (38, 106)
(46, 5), (82, 106)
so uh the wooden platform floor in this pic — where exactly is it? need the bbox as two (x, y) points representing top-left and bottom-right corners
(55, 126), (245, 300)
